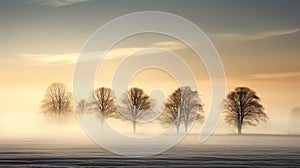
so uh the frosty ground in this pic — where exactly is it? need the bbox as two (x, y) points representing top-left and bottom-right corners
(0, 134), (299, 167)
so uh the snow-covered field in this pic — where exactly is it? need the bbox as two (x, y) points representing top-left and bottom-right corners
(0, 134), (299, 167)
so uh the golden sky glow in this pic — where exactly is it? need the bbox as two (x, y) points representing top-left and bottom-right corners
(0, 1), (300, 139)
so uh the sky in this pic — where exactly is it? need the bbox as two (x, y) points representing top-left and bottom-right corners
(0, 0), (300, 139)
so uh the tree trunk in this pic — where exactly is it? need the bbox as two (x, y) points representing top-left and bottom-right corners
(184, 116), (189, 133)
(100, 118), (104, 128)
(133, 121), (136, 134)
(237, 123), (242, 134)
(176, 126), (179, 134)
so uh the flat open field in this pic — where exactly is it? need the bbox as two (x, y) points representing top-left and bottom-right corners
(0, 134), (299, 167)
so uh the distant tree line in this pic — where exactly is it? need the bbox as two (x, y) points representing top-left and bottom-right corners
(40, 82), (268, 134)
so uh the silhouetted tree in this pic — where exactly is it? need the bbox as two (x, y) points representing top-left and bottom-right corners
(40, 82), (73, 118)
(160, 87), (203, 134)
(76, 99), (89, 115)
(290, 107), (300, 120)
(290, 107), (300, 134)
(161, 88), (181, 134)
(223, 87), (268, 134)
(90, 87), (117, 126)
(181, 87), (204, 133)
(118, 87), (152, 133)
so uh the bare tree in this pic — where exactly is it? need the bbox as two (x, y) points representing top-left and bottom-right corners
(161, 88), (181, 134)
(76, 99), (89, 115)
(90, 87), (117, 126)
(181, 87), (203, 133)
(160, 87), (203, 134)
(289, 106), (300, 134)
(40, 82), (73, 118)
(223, 87), (268, 134)
(118, 87), (152, 133)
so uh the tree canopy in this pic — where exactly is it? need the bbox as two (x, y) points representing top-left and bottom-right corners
(40, 82), (73, 118)
(223, 87), (268, 134)
(118, 87), (152, 133)
(160, 87), (203, 134)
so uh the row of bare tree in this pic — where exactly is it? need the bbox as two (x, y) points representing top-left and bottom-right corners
(76, 86), (203, 133)
(40, 82), (268, 134)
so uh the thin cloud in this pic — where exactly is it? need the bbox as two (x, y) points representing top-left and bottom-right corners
(29, 0), (90, 7)
(19, 48), (142, 65)
(251, 28), (300, 40)
(19, 48), (126, 65)
(153, 41), (186, 50)
(20, 41), (186, 65)
(251, 72), (300, 80)
(215, 28), (300, 41)
(20, 47), (169, 65)
(20, 52), (78, 65)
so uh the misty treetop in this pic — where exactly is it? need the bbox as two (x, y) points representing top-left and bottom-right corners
(76, 99), (88, 115)
(40, 82), (73, 118)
